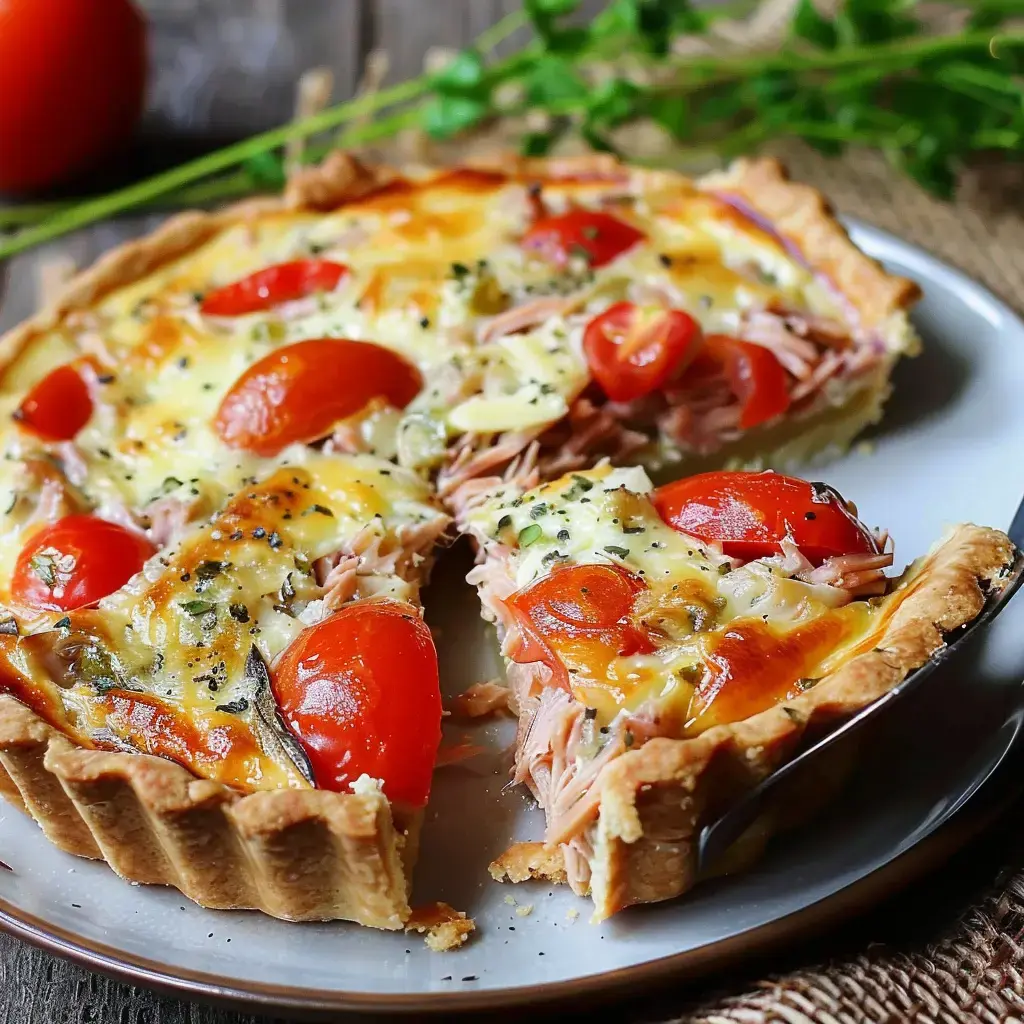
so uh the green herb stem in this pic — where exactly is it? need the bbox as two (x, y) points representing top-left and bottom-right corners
(664, 30), (1024, 83)
(1, 5), (1020, 252)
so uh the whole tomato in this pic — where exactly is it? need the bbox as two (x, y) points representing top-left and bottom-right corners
(0, 0), (147, 193)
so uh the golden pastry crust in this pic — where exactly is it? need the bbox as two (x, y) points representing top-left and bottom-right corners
(580, 523), (1015, 920)
(698, 156), (921, 328)
(0, 694), (418, 927)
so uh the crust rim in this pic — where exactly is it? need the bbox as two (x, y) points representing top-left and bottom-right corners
(495, 523), (1015, 919)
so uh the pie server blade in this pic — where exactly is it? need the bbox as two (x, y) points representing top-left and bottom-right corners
(696, 495), (1024, 876)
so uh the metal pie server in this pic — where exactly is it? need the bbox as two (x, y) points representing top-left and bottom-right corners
(696, 495), (1024, 876)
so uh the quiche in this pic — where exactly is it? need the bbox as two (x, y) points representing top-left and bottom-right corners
(0, 149), (991, 936)
(459, 465), (1016, 919)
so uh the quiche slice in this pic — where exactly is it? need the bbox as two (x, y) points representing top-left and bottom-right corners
(0, 447), (450, 927)
(458, 465), (1016, 919)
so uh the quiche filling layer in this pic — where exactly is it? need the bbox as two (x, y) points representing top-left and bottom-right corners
(461, 465), (911, 893)
(0, 446), (448, 794)
(0, 166), (914, 533)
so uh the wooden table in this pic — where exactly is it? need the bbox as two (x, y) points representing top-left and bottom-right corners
(4, 4), (1024, 1021)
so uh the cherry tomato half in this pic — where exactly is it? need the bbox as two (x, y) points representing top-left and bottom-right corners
(272, 600), (442, 807)
(684, 334), (791, 430)
(214, 338), (422, 456)
(11, 515), (156, 611)
(13, 364), (93, 442)
(652, 471), (879, 565)
(520, 210), (644, 269)
(506, 563), (651, 690)
(583, 302), (702, 403)
(200, 260), (350, 317)
(0, 0), (146, 193)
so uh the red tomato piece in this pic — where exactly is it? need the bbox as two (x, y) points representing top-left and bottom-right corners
(520, 210), (644, 269)
(652, 471), (879, 565)
(684, 334), (791, 430)
(0, 0), (146, 193)
(583, 302), (702, 402)
(200, 260), (350, 317)
(14, 364), (93, 441)
(11, 515), (156, 612)
(271, 600), (442, 807)
(213, 338), (422, 456)
(505, 563), (651, 690)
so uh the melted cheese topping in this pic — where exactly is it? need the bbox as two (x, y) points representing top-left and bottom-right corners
(0, 165), (865, 791)
(468, 466), (885, 729)
(0, 452), (445, 791)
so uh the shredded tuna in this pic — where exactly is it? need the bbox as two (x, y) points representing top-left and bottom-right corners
(780, 310), (853, 348)
(446, 680), (512, 720)
(478, 295), (582, 343)
(536, 396), (649, 477)
(798, 551), (894, 594)
(435, 741), (487, 767)
(790, 349), (846, 403)
(54, 442), (89, 487)
(16, 460), (81, 526)
(142, 496), (198, 548)
(439, 428), (542, 497)
(740, 311), (819, 380)
(310, 514), (449, 614)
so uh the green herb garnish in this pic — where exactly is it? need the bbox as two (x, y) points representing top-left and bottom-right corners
(229, 603), (251, 623)
(518, 523), (543, 547)
(301, 504), (334, 517)
(181, 600), (216, 617)
(30, 554), (56, 588)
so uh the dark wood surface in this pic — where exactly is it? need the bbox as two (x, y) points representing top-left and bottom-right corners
(3, 4), (1023, 1021)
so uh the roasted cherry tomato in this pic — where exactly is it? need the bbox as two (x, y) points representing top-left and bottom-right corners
(214, 338), (422, 456)
(0, 0), (146, 193)
(506, 563), (651, 690)
(272, 600), (442, 807)
(11, 515), (156, 611)
(684, 334), (790, 430)
(520, 210), (644, 269)
(652, 471), (879, 565)
(583, 302), (701, 402)
(13, 364), (93, 441)
(200, 260), (349, 317)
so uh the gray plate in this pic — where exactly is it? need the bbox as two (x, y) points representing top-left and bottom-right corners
(3, 222), (1024, 1014)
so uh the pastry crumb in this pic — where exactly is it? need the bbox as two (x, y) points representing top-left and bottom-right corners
(515, 904), (533, 918)
(503, 894), (517, 906)
(566, 908), (579, 922)
(490, 842), (568, 885)
(406, 902), (476, 952)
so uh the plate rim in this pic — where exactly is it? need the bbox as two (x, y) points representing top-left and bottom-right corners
(0, 793), (1009, 1016)
(2, 218), (1023, 1014)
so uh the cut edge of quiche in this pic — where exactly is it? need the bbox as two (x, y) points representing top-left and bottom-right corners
(459, 464), (1016, 921)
